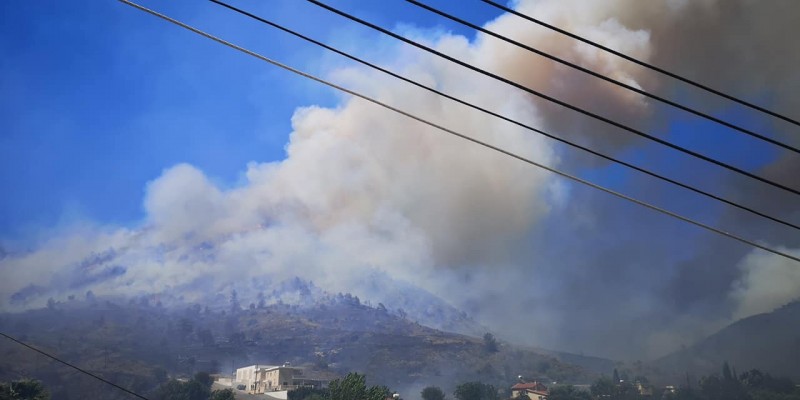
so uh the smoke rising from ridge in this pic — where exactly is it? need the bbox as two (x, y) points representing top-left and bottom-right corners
(2, 0), (799, 360)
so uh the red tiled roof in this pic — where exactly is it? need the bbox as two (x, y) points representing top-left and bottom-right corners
(511, 382), (547, 391)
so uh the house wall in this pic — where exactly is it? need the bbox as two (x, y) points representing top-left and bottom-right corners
(263, 368), (295, 390)
(235, 366), (259, 391)
(528, 391), (547, 400)
(511, 387), (548, 399)
(236, 366), (315, 394)
(239, 367), (296, 393)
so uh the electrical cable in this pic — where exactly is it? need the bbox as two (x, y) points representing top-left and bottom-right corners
(480, 0), (800, 128)
(0, 331), (151, 400)
(406, 0), (800, 154)
(209, 0), (800, 232)
(118, 0), (800, 263)
(302, 0), (800, 197)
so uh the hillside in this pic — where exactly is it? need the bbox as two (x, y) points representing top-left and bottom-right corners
(656, 301), (800, 380)
(0, 296), (603, 399)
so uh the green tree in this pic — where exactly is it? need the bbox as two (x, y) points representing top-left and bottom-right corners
(329, 373), (368, 400)
(328, 372), (389, 400)
(210, 388), (236, 400)
(701, 375), (724, 399)
(740, 369), (796, 395)
(422, 386), (446, 400)
(0, 379), (50, 400)
(548, 385), (591, 400)
(590, 376), (616, 398)
(483, 333), (499, 353)
(288, 386), (329, 400)
(740, 370), (767, 389)
(700, 373), (751, 400)
(154, 380), (186, 400)
(367, 385), (391, 400)
(723, 362), (733, 381)
(616, 380), (639, 400)
(454, 382), (498, 400)
(194, 371), (214, 388)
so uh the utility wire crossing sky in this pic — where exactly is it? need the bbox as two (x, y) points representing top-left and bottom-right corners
(407, 0), (799, 153)
(123, 0), (798, 263)
(301, 0), (800, 198)
(210, 0), (800, 232)
(480, 0), (800, 128)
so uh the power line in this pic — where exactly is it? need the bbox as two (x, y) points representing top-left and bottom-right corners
(480, 0), (800, 128)
(406, 0), (800, 154)
(0, 331), (151, 400)
(303, 0), (800, 198)
(208, 0), (800, 232)
(118, 0), (800, 264)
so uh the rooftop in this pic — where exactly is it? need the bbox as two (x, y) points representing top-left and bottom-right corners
(511, 382), (547, 391)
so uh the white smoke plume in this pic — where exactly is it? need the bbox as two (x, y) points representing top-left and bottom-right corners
(0, 21), (570, 308)
(731, 248), (800, 321)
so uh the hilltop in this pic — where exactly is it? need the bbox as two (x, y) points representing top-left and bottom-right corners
(0, 293), (606, 399)
(656, 301), (800, 381)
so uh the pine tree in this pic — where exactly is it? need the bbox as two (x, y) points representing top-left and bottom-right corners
(722, 362), (733, 381)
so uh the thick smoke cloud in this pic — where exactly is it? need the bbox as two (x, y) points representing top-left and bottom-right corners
(731, 248), (800, 321)
(0, 27), (564, 312)
(1, 0), (799, 360)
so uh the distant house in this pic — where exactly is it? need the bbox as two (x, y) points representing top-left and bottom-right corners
(234, 363), (329, 395)
(511, 382), (548, 400)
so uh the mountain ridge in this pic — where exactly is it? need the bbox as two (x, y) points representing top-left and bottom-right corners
(0, 294), (607, 399)
(655, 300), (800, 380)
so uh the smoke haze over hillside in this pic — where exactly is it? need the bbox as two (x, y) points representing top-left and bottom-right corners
(1, 0), (799, 360)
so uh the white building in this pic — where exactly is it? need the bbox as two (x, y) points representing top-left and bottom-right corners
(234, 364), (328, 394)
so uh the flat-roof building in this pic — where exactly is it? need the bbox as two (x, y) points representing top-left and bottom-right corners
(234, 363), (329, 394)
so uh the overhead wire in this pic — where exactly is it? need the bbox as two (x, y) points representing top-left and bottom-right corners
(0, 331), (151, 400)
(118, 0), (800, 263)
(301, 0), (800, 197)
(480, 0), (800, 128)
(405, 0), (800, 154)
(208, 0), (800, 232)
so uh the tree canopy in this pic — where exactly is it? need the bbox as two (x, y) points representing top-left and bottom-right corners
(328, 372), (390, 400)
(548, 385), (591, 400)
(422, 386), (446, 400)
(210, 388), (236, 400)
(154, 372), (218, 400)
(0, 379), (50, 400)
(453, 382), (498, 400)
